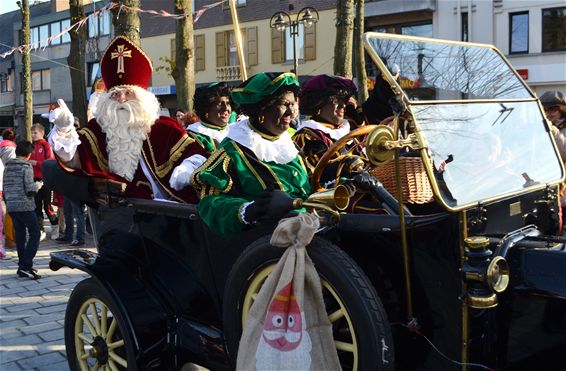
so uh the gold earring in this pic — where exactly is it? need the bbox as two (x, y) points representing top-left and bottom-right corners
(204, 113), (208, 119)
(259, 115), (265, 124)
(316, 109), (321, 116)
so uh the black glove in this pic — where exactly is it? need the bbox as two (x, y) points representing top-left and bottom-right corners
(244, 190), (295, 223)
(343, 155), (365, 175)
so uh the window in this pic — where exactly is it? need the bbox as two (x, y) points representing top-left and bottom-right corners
(61, 19), (71, 43)
(285, 24), (305, 61)
(461, 12), (468, 42)
(30, 27), (39, 47)
(223, 0), (246, 9)
(542, 7), (566, 52)
(29, 19), (71, 47)
(368, 22), (433, 38)
(216, 30), (244, 66)
(51, 22), (61, 45)
(509, 12), (528, 54)
(31, 69), (50, 91)
(216, 29), (258, 67)
(0, 73), (12, 93)
(87, 62), (100, 86)
(39, 25), (49, 48)
(271, 24), (315, 64)
(88, 11), (110, 37)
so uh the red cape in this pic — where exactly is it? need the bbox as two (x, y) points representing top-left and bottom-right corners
(73, 116), (207, 203)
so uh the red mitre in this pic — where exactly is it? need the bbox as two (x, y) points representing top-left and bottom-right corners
(100, 35), (152, 90)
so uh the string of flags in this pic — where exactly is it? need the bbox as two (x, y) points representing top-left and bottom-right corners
(0, 0), (226, 59)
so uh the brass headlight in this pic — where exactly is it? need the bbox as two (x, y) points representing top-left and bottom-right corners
(487, 256), (510, 293)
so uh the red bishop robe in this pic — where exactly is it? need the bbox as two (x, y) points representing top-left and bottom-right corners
(73, 116), (207, 203)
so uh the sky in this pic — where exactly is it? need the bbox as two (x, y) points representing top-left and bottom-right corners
(0, 0), (50, 15)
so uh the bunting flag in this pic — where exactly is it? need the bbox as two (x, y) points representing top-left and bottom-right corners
(0, 0), (226, 59)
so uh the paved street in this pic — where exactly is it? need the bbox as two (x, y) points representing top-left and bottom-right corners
(0, 226), (95, 370)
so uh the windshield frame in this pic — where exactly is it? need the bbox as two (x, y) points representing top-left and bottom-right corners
(363, 32), (565, 211)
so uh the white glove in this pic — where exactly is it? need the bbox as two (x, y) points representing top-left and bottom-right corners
(52, 99), (74, 132)
(34, 181), (44, 190)
(169, 154), (207, 191)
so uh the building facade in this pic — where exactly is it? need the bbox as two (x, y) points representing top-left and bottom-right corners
(365, 0), (566, 95)
(141, 0), (337, 110)
(2, 0), (562, 134)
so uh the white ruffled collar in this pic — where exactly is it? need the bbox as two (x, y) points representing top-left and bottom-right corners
(227, 119), (298, 164)
(187, 121), (229, 143)
(298, 119), (351, 141)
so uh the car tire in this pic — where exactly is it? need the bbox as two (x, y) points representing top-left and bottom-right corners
(223, 235), (395, 370)
(65, 278), (137, 371)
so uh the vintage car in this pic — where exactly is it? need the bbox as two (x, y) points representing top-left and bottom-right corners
(48, 32), (566, 371)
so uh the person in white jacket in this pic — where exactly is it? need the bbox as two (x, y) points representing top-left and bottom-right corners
(542, 90), (566, 230)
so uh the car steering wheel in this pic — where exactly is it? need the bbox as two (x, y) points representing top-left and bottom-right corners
(311, 125), (378, 191)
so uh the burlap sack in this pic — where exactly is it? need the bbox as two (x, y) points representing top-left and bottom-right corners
(236, 212), (342, 371)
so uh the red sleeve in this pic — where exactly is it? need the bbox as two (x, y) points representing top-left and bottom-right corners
(35, 140), (53, 169)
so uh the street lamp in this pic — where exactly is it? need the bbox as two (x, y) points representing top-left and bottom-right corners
(270, 6), (319, 77)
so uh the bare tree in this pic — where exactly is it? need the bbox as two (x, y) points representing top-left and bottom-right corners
(68, 0), (88, 127)
(334, 0), (354, 78)
(111, 0), (141, 46)
(354, 0), (368, 103)
(173, 0), (195, 113)
(17, 0), (32, 140)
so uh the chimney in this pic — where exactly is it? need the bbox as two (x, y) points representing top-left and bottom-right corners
(52, 0), (69, 12)
(52, 0), (94, 13)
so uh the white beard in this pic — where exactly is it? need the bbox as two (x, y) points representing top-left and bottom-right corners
(96, 87), (160, 181)
(255, 330), (312, 371)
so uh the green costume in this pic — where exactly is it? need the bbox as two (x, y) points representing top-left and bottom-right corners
(191, 72), (308, 236)
(191, 121), (310, 236)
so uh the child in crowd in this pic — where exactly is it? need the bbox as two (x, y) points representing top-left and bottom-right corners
(3, 141), (43, 279)
(0, 128), (17, 249)
(0, 159), (5, 259)
(30, 123), (57, 240)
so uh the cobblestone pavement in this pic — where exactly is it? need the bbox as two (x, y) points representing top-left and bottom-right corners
(0, 226), (96, 371)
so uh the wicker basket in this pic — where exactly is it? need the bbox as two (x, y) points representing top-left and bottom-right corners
(369, 157), (434, 204)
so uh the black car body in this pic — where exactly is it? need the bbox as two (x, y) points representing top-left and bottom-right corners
(50, 33), (566, 371)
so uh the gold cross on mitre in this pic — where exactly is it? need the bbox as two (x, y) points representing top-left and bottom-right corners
(110, 44), (132, 76)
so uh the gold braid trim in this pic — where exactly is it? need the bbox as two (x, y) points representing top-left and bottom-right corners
(140, 149), (185, 202)
(233, 144), (285, 191)
(232, 144), (266, 190)
(149, 134), (195, 178)
(187, 131), (208, 152)
(191, 148), (232, 197)
(79, 128), (109, 172)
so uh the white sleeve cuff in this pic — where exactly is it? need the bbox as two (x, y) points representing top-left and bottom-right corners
(48, 127), (80, 163)
(169, 154), (207, 190)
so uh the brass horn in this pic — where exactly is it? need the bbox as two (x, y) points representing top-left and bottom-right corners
(293, 184), (351, 218)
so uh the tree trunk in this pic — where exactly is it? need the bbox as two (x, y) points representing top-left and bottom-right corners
(334, 0), (354, 78)
(68, 0), (88, 127)
(354, 0), (368, 103)
(111, 0), (141, 46)
(19, 0), (32, 141)
(173, 0), (195, 113)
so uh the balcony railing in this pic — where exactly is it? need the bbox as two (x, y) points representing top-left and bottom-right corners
(216, 66), (243, 82)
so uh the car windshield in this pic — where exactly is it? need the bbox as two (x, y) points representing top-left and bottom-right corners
(413, 102), (563, 207)
(365, 33), (531, 101)
(364, 33), (563, 208)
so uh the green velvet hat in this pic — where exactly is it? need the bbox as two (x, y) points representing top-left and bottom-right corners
(231, 72), (299, 105)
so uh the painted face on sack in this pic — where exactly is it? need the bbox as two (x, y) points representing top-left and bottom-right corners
(262, 91), (296, 136)
(207, 96), (232, 128)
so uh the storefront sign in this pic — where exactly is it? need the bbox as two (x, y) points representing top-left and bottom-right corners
(149, 85), (176, 95)
(516, 69), (528, 80)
